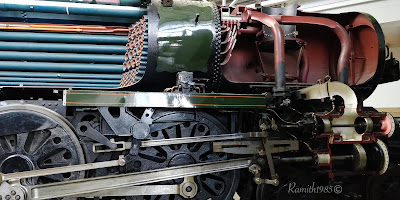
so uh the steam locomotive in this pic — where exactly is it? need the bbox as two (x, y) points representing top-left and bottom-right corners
(0, 0), (399, 199)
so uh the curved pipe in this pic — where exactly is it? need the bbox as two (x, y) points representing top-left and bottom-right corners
(272, 15), (351, 84)
(299, 47), (309, 82)
(238, 26), (261, 34)
(243, 10), (286, 91)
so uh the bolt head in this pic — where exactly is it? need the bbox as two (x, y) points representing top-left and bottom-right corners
(10, 191), (15, 196)
(118, 159), (126, 166)
(5, 195), (11, 200)
(15, 196), (20, 200)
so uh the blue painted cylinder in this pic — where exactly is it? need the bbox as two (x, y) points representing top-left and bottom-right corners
(43, 0), (141, 7)
(0, 61), (123, 73)
(0, 41), (126, 54)
(0, 51), (124, 63)
(0, 71), (122, 79)
(0, 32), (128, 44)
(0, 0), (147, 18)
(0, 82), (120, 88)
(0, 77), (120, 84)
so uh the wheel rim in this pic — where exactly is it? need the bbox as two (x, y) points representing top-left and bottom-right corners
(0, 104), (85, 184)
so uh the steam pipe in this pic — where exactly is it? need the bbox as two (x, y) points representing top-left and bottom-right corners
(0, 51), (124, 64)
(0, 41), (126, 54)
(243, 11), (286, 93)
(0, 61), (123, 73)
(0, 0), (146, 18)
(299, 47), (309, 82)
(0, 32), (128, 44)
(271, 15), (351, 84)
(0, 71), (121, 79)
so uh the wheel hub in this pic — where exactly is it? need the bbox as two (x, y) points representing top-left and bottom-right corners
(168, 153), (196, 167)
(0, 154), (34, 173)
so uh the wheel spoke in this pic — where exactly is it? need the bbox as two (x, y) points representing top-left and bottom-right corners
(0, 104), (85, 186)
(0, 135), (15, 153)
(15, 132), (28, 154)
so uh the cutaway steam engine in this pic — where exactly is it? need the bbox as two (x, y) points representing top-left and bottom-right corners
(0, 0), (399, 200)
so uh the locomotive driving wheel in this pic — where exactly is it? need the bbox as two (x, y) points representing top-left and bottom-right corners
(126, 110), (240, 200)
(0, 104), (85, 185)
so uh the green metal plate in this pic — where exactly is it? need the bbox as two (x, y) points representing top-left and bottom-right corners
(155, 0), (214, 73)
(63, 90), (266, 109)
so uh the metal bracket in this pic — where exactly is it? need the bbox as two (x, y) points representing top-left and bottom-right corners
(77, 121), (117, 150)
(249, 164), (279, 186)
(213, 140), (265, 155)
(93, 138), (128, 153)
(98, 107), (139, 136)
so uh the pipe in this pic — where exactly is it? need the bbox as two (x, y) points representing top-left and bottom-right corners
(238, 26), (261, 34)
(0, 41), (126, 54)
(0, 61), (123, 73)
(138, 66), (146, 71)
(0, 32), (128, 44)
(243, 11), (286, 92)
(0, 51), (124, 64)
(0, 0), (146, 18)
(43, 0), (142, 7)
(271, 15), (351, 84)
(0, 77), (120, 84)
(299, 47), (309, 82)
(0, 82), (120, 88)
(0, 71), (121, 79)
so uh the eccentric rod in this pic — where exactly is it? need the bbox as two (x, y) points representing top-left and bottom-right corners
(0, 0), (147, 18)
